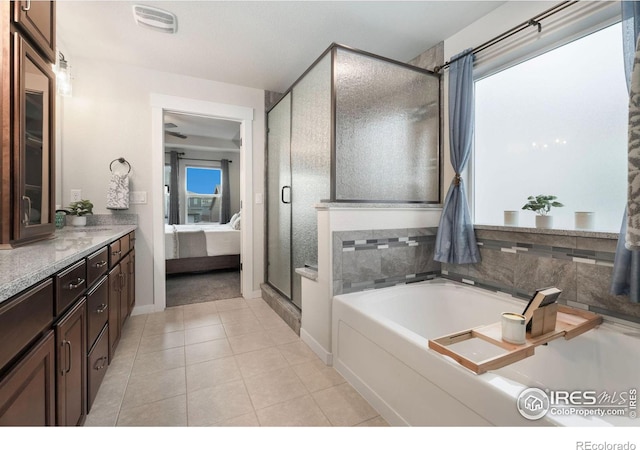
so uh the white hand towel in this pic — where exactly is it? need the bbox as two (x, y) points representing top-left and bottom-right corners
(106, 172), (130, 210)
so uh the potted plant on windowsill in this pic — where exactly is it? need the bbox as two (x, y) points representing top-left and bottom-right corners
(522, 195), (564, 229)
(67, 199), (94, 227)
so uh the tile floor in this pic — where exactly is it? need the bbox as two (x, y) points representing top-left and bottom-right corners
(85, 296), (389, 427)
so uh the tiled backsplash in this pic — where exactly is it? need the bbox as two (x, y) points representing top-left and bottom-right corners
(333, 228), (441, 295)
(443, 228), (640, 324)
(332, 226), (640, 324)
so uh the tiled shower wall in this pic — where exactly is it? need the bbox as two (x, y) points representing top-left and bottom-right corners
(332, 226), (640, 324)
(332, 228), (441, 295)
(443, 228), (640, 324)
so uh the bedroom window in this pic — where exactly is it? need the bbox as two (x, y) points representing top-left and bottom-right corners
(185, 166), (222, 223)
(473, 21), (627, 232)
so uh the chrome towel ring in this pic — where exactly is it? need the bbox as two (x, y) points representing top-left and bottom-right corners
(109, 157), (131, 174)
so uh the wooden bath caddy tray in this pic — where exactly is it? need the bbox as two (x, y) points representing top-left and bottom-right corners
(428, 305), (602, 375)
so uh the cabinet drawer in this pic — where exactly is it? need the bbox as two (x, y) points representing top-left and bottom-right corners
(86, 247), (108, 288)
(86, 276), (108, 348)
(0, 279), (54, 373)
(87, 325), (108, 413)
(108, 240), (122, 268)
(55, 260), (87, 316)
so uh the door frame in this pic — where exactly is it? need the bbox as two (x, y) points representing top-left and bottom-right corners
(151, 94), (254, 311)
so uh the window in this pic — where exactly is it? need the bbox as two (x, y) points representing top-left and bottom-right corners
(185, 166), (222, 223)
(474, 22), (627, 232)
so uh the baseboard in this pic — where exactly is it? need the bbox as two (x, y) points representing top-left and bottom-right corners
(245, 289), (263, 299)
(300, 328), (333, 366)
(131, 304), (160, 316)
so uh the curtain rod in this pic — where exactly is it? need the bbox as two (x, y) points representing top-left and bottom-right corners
(178, 157), (232, 163)
(434, 1), (578, 73)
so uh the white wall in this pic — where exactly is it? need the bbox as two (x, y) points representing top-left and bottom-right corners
(60, 58), (265, 309)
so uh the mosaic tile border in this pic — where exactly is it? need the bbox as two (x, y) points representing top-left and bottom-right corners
(342, 234), (435, 252)
(477, 238), (615, 267)
(341, 271), (440, 295)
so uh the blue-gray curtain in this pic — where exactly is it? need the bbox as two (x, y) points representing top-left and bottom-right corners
(220, 159), (231, 224)
(434, 49), (481, 264)
(169, 150), (180, 225)
(611, 2), (640, 303)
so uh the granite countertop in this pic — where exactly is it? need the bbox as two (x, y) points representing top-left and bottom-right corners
(0, 225), (137, 304)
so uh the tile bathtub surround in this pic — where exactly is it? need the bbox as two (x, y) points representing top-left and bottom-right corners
(85, 296), (388, 427)
(333, 228), (441, 295)
(442, 228), (640, 324)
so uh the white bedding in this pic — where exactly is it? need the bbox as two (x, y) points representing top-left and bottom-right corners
(165, 223), (240, 259)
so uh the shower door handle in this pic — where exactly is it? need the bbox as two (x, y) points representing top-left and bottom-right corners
(281, 186), (291, 204)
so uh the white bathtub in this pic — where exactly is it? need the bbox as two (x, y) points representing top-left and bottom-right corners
(332, 279), (640, 426)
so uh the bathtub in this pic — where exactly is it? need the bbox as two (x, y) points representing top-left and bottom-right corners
(331, 279), (640, 426)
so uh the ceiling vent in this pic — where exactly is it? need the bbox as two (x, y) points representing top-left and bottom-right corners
(132, 5), (178, 34)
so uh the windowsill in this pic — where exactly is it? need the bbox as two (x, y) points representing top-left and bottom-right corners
(474, 224), (620, 240)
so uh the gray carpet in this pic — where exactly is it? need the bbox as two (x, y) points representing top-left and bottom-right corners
(166, 269), (241, 307)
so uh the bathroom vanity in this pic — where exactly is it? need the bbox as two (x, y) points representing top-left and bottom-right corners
(0, 225), (136, 425)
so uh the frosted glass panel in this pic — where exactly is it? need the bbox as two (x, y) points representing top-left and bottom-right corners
(290, 54), (332, 308)
(334, 48), (440, 202)
(267, 94), (291, 297)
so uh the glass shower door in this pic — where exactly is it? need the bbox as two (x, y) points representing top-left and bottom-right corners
(267, 93), (292, 298)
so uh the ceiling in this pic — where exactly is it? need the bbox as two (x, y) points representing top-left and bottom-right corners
(56, 1), (507, 94)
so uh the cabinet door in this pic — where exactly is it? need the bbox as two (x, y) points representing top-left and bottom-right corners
(108, 265), (121, 362)
(12, 0), (56, 63)
(0, 330), (55, 426)
(55, 298), (86, 426)
(12, 33), (55, 244)
(128, 249), (136, 315)
(119, 255), (130, 328)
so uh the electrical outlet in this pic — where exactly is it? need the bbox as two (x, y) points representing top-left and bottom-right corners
(70, 189), (82, 202)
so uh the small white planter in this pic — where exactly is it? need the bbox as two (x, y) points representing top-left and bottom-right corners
(535, 215), (553, 229)
(70, 215), (87, 227)
(503, 211), (519, 226)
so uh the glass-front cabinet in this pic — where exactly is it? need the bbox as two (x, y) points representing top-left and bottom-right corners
(12, 34), (55, 243)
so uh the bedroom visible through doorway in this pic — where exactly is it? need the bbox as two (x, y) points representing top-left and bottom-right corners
(163, 111), (242, 307)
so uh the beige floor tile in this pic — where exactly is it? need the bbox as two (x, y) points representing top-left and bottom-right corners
(291, 359), (345, 392)
(214, 297), (249, 311)
(146, 307), (183, 324)
(256, 395), (330, 426)
(142, 319), (185, 337)
(185, 324), (226, 345)
(137, 330), (185, 354)
(186, 356), (242, 392)
(218, 308), (256, 324)
(187, 379), (253, 426)
(265, 325), (300, 345)
(130, 346), (185, 376)
(246, 297), (269, 308)
(243, 367), (308, 410)
(223, 317), (264, 337)
(228, 331), (275, 354)
(84, 401), (120, 426)
(121, 366), (186, 410)
(234, 347), (289, 379)
(257, 314), (289, 330)
(115, 334), (142, 357)
(212, 412), (259, 427)
(185, 338), (233, 365)
(183, 311), (222, 329)
(356, 416), (389, 426)
(312, 383), (378, 426)
(117, 395), (187, 426)
(249, 304), (280, 319)
(182, 301), (218, 314)
(277, 341), (318, 365)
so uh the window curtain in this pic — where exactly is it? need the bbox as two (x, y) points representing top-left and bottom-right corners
(169, 150), (180, 225)
(611, 2), (640, 303)
(434, 49), (481, 264)
(220, 158), (231, 224)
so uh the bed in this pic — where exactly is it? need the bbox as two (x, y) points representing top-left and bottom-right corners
(165, 223), (240, 274)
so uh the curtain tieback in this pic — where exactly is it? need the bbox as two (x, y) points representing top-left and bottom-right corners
(454, 173), (461, 186)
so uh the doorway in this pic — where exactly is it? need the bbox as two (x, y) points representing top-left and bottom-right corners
(163, 112), (242, 307)
(151, 94), (255, 311)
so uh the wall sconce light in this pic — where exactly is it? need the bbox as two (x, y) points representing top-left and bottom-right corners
(55, 52), (72, 97)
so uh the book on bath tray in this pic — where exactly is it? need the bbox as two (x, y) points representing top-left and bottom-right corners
(522, 286), (562, 331)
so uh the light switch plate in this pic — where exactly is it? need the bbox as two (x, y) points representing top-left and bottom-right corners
(130, 191), (147, 204)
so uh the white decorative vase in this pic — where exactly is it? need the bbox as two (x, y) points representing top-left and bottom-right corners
(71, 216), (86, 227)
(535, 215), (553, 229)
(504, 211), (519, 227)
(575, 212), (595, 230)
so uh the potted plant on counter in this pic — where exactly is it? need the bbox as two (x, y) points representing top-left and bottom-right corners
(67, 199), (94, 226)
(522, 195), (563, 229)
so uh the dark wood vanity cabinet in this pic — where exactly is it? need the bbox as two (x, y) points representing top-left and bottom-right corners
(0, 230), (136, 424)
(0, 1), (56, 247)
